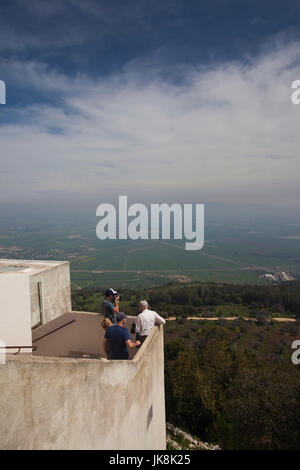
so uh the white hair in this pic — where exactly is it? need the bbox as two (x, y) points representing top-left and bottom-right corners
(139, 300), (148, 309)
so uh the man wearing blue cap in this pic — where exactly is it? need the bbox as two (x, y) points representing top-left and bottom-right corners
(104, 312), (141, 360)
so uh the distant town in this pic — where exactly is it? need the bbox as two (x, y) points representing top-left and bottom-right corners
(260, 271), (296, 283)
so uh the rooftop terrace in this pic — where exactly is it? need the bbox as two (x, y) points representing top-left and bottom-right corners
(32, 311), (137, 360)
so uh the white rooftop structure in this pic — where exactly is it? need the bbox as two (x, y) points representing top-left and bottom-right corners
(0, 259), (71, 352)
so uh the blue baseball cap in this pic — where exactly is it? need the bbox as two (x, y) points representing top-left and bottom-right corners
(116, 312), (126, 322)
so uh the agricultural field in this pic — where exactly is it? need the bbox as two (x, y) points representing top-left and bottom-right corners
(0, 208), (299, 289)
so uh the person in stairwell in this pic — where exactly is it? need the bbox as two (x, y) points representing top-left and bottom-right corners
(104, 312), (141, 360)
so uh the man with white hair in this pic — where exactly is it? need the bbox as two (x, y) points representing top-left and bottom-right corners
(135, 300), (166, 344)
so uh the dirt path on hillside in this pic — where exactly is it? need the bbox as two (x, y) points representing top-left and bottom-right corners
(166, 316), (296, 322)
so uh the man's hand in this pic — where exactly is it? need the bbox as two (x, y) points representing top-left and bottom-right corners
(113, 295), (120, 313)
(126, 339), (141, 349)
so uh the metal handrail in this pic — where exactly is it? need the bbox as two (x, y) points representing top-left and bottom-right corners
(0, 346), (37, 355)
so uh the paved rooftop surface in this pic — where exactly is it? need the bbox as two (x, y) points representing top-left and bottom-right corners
(0, 259), (68, 275)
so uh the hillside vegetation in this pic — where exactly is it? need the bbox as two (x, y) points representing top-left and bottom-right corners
(164, 318), (300, 449)
(72, 280), (300, 319)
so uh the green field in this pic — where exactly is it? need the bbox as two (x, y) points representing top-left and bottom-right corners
(0, 213), (299, 289)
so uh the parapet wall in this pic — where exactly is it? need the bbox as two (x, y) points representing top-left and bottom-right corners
(0, 325), (166, 450)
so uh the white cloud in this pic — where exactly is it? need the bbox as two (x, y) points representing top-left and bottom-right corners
(0, 41), (300, 207)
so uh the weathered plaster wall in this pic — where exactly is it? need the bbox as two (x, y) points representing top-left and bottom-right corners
(0, 326), (166, 450)
(30, 262), (71, 326)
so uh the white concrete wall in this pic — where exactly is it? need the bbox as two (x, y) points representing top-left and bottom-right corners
(30, 262), (71, 326)
(0, 274), (32, 351)
(0, 326), (166, 450)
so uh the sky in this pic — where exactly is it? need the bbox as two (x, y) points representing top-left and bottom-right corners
(0, 0), (300, 216)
